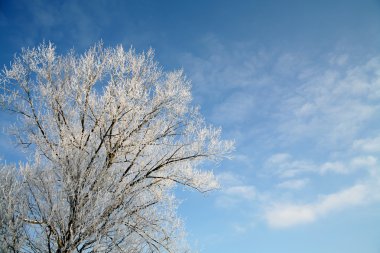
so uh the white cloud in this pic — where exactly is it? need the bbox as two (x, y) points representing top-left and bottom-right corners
(216, 171), (244, 186)
(353, 136), (380, 153)
(276, 56), (380, 147)
(265, 204), (316, 228)
(262, 151), (380, 229)
(350, 156), (377, 169)
(215, 172), (256, 208)
(265, 183), (370, 228)
(232, 223), (249, 234)
(316, 184), (368, 213)
(266, 153), (291, 165)
(320, 162), (346, 174)
(182, 40), (380, 231)
(224, 186), (256, 200)
(211, 92), (256, 125)
(265, 153), (376, 178)
(180, 38), (268, 100)
(276, 178), (309, 190)
(265, 153), (315, 178)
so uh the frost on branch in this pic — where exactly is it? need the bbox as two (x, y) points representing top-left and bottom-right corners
(0, 42), (233, 252)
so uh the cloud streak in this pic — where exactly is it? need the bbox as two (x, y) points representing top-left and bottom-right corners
(276, 56), (380, 148)
(215, 172), (256, 209)
(181, 38), (380, 231)
(276, 178), (309, 190)
(265, 183), (372, 228)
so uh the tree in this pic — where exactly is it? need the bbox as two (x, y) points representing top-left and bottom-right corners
(0, 42), (233, 252)
(0, 164), (26, 252)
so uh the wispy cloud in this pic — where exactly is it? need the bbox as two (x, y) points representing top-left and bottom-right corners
(260, 54), (380, 228)
(211, 92), (256, 125)
(276, 178), (310, 190)
(265, 182), (374, 228)
(352, 135), (380, 153)
(265, 153), (315, 178)
(265, 152), (376, 177)
(182, 38), (380, 230)
(276, 56), (380, 147)
(215, 172), (256, 209)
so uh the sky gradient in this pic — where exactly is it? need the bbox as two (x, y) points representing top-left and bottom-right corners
(1, 0), (380, 252)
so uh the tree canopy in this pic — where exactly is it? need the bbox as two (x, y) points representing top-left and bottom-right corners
(0, 43), (233, 252)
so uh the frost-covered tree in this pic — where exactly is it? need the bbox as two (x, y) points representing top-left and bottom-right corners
(0, 42), (233, 252)
(0, 164), (26, 252)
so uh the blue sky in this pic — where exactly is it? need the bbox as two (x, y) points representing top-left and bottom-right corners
(1, 0), (380, 252)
